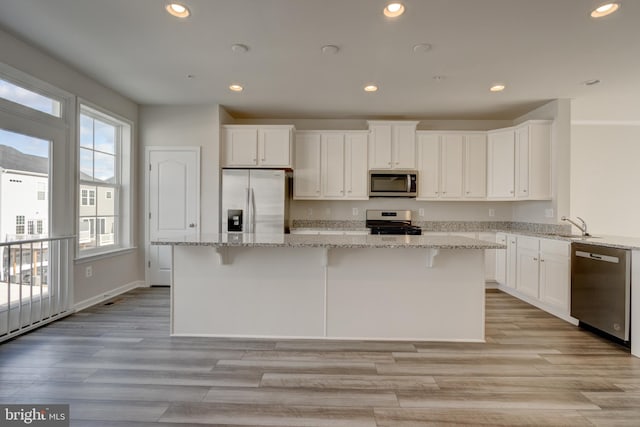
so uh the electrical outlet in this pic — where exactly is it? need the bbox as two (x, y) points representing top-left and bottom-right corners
(352, 207), (359, 216)
(418, 208), (425, 217)
(307, 208), (313, 218)
(545, 208), (554, 218)
(85, 265), (93, 278)
(488, 209), (495, 217)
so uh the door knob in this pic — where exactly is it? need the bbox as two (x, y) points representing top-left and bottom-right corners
(189, 223), (196, 228)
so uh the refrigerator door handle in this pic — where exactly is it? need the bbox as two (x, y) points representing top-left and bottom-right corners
(250, 187), (256, 233)
(244, 187), (250, 233)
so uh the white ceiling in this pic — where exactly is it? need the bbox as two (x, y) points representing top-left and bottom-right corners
(0, 0), (638, 120)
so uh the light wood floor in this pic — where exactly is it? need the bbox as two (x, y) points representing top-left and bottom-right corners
(1, 287), (640, 426)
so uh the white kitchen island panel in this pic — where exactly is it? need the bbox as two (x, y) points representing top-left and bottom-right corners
(326, 248), (484, 341)
(172, 246), (326, 337)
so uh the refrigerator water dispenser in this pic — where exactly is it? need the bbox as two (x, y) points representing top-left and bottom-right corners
(227, 209), (243, 232)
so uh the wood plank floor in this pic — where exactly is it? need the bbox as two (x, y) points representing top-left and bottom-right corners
(2, 287), (640, 426)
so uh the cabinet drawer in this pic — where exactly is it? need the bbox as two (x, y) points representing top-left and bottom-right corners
(517, 235), (539, 251)
(540, 238), (570, 257)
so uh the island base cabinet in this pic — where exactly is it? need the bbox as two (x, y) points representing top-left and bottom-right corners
(171, 245), (486, 341)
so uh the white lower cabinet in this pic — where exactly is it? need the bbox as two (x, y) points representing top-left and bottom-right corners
(500, 234), (571, 320)
(478, 232), (496, 282)
(539, 239), (571, 312)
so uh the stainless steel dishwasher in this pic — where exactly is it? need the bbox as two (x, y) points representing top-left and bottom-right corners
(571, 242), (631, 343)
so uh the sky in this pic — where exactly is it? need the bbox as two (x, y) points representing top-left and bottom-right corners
(1, 78), (115, 181)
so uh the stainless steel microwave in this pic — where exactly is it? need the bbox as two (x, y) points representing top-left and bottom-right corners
(369, 170), (418, 197)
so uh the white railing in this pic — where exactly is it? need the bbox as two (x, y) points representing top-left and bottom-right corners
(0, 236), (74, 342)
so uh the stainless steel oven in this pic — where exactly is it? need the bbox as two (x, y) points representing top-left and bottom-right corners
(369, 170), (417, 197)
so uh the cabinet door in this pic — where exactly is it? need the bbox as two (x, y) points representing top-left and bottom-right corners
(225, 128), (258, 166)
(393, 124), (417, 169)
(344, 133), (368, 199)
(506, 235), (518, 289)
(495, 233), (507, 285)
(527, 122), (552, 200)
(322, 133), (346, 198)
(516, 236), (540, 298)
(515, 125), (530, 198)
(260, 128), (291, 167)
(539, 253), (570, 311)
(293, 133), (321, 198)
(487, 129), (515, 199)
(539, 239), (570, 311)
(416, 133), (440, 199)
(464, 134), (487, 198)
(479, 232), (496, 282)
(440, 134), (464, 199)
(368, 125), (393, 169)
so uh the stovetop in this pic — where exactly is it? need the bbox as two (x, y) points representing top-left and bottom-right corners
(365, 209), (422, 236)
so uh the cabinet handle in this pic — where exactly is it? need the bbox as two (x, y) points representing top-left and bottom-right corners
(523, 189), (528, 193)
(388, 162), (392, 166)
(253, 158), (257, 162)
(510, 190), (514, 194)
(466, 191), (470, 194)
(540, 259), (545, 262)
(395, 162), (399, 165)
(348, 190), (352, 193)
(533, 257), (538, 261)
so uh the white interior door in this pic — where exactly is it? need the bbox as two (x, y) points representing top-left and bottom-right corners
(146, 147), (200, 286)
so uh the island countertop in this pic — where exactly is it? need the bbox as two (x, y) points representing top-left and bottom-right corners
(152, 233), (506, 249)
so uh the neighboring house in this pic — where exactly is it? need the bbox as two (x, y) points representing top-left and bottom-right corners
(0, 144), (49, 284)
(79, 173), (116, 250)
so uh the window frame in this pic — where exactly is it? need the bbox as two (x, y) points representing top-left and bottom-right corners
(76, 101), (133, 258)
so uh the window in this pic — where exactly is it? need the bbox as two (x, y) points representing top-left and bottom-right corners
(0, 77), (62, 117)
(78, 104), (132, 255)
(37, 182), (46, 200)
(15, 216), (25, 234)
(36, 220), (43, 234)
(80, 188), (96, 206)
(27, 220), (35, 235)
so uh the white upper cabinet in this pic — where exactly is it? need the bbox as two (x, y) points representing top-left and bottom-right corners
(417, 132), (486, 200)
(487, 128), (516, 199)
(223, 125), (294, 167)
(367, 121), (418, 169)
(488, 120), (551, 200)
(515, 121), (552, 200)
(464, 134), (487, 199)
(293, 132), (322, 198)
(294, 131), (368, 200)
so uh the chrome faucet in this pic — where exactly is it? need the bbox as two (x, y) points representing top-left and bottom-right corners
(561, 216), (590, 236)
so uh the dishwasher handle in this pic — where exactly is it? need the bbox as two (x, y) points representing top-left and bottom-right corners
(575, 250), (619, 264)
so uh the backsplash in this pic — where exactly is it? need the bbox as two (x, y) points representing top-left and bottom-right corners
(292, 219), (572, 235)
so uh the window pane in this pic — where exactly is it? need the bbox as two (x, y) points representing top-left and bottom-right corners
(79, 217), (96, 250)
(0, 78), (61, 117)
(0, 129), (50, 242)
(97, 186), (116, 216)
(80, 147), (94, 179)
(94, 152), (115, 183)
(97, 216), (116, 247)
(80, 115), (94, 149)
(94, 119), (115, 154)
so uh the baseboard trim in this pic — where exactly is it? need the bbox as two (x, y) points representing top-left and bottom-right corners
(497, 284), (578, 325)
(74, 280), (148, 312)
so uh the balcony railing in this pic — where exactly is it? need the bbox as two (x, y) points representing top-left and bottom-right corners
(0, 236), (74, 342)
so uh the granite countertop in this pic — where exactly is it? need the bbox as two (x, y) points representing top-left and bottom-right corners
(152, 233), (505, 249)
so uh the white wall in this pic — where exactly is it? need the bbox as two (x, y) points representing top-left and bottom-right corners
(139, 105), (226, 236)
(571, 124), (640, 237)
(0, 27), (143, 306)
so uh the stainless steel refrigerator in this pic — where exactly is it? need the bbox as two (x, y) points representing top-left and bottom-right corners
(221, 169), (289, 234)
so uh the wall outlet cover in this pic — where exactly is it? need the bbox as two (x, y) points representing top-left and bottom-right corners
(545, 208), (554, 218)
(85, 266), (93, 278)
(352, 207), (359, 216)
(418, 208), (425, 217)
(488, 209), (495, 217)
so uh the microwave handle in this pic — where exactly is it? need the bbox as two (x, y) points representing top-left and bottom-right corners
(407, 175), (411, 193)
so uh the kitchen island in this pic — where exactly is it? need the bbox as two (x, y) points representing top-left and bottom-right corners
(153, 233), (504, 342)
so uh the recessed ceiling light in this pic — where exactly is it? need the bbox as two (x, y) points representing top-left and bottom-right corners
(364, 85), (379, 92)
(591, 2), (620, 18)
(166, 3), (190, 18)
(321, 45), (340, 54)
(583, 79), (601, 86)
(231, 44), (249, 53)
(384, 2), (405, 18)
(413, 43), (432, 53)
(490, 84), (506, 92)
(229, 84), (243, 92)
